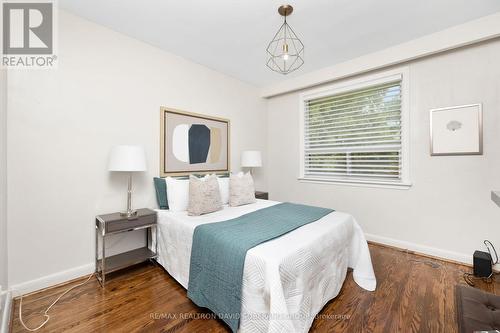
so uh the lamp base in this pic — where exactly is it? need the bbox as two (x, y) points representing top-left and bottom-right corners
(120, 210), (138, 219)
(121, 173), (138, 219)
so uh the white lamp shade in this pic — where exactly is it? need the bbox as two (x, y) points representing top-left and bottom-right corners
(108, 145), (147, 172)
(241, 150), (262, 168)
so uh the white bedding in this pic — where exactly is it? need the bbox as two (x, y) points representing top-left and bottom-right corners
(155, 199), (376, 333)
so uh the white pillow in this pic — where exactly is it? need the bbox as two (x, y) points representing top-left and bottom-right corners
(165, 177), (190, 211)
(217, 176), (230, 205)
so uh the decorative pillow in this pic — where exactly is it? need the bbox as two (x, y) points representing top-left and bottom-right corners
(229, 172), (256, 207)
(165, 177), (191, 212)
(217, 176), (230, 205)
(188, 175), (222, 216)
(153, 177), (168, 209)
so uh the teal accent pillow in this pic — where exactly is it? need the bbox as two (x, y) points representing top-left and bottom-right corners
(153, 177), (168, 209)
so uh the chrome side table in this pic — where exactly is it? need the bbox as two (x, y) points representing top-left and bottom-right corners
(95, 208), (158, 287)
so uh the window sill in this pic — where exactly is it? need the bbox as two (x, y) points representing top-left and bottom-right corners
(297, 177), (412, 190)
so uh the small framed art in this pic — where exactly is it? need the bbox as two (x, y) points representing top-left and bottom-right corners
(429, 104), (482, 156)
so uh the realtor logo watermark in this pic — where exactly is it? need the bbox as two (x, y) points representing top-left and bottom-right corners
(1, 0), (57, 68)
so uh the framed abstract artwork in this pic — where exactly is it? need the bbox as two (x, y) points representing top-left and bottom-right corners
(160, 107), (230, 176)
(430, 104), (482, 156)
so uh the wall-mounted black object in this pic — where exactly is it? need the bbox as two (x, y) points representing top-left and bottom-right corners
(473, 250), (493, 277)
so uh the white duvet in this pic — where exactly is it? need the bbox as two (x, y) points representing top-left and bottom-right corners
(155, 200), (376, 333)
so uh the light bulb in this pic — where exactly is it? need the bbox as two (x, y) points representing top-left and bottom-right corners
(282, 43), (289, 61)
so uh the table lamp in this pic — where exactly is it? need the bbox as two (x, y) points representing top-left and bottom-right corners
(241, 150), (262, 174)
(108, 145), (147, 218)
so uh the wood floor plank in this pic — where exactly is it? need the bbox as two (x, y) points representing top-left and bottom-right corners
(10, 244), (500, 332)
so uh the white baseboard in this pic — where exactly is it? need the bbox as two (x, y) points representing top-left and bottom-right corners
(365, 233), (473, 265)
(366, 233), (500, 271)
(10, 263), (94, 297)
(0, 290), (12, 333)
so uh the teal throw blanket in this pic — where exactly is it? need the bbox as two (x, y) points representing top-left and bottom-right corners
(187, 202), (334, 332)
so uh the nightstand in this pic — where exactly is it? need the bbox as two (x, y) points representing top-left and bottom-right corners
(95, 208), (157, 287)
(255, 191), (269, 200)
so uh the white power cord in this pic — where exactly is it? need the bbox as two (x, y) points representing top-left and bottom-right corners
(19, 272), (95, 331)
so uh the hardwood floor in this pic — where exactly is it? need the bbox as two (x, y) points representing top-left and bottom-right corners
(10, 243), (500, 333)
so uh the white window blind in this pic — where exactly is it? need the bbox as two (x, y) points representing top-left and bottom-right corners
(302, 78), (406, 184)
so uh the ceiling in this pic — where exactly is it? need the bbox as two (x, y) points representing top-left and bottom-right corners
(59, 0), (500, 87)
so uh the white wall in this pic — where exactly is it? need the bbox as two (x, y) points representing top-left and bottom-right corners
(0, 69), (7, 291)
(7, 10), (267, 291)
(267, 39), (500, 265)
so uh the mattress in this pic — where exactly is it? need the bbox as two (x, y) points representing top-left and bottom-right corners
(155, 199), (376, 333)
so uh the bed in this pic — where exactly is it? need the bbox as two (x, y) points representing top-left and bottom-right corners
(155, 199), (376, 333)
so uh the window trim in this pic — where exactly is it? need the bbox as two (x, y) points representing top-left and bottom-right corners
(298, 67), (411, 189)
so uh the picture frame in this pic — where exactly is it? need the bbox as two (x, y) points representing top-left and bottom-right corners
(160, 107), (230, 176)
(429, 104), (482, 156)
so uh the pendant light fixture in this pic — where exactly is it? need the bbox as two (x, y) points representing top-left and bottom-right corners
(266, 5), (304, 75)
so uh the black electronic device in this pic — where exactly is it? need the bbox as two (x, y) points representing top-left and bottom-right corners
(473, 250), (492, 277)
(473, 240), (498, 278)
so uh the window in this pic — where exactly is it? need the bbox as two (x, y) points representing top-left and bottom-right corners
(299, 71), (410, 187)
